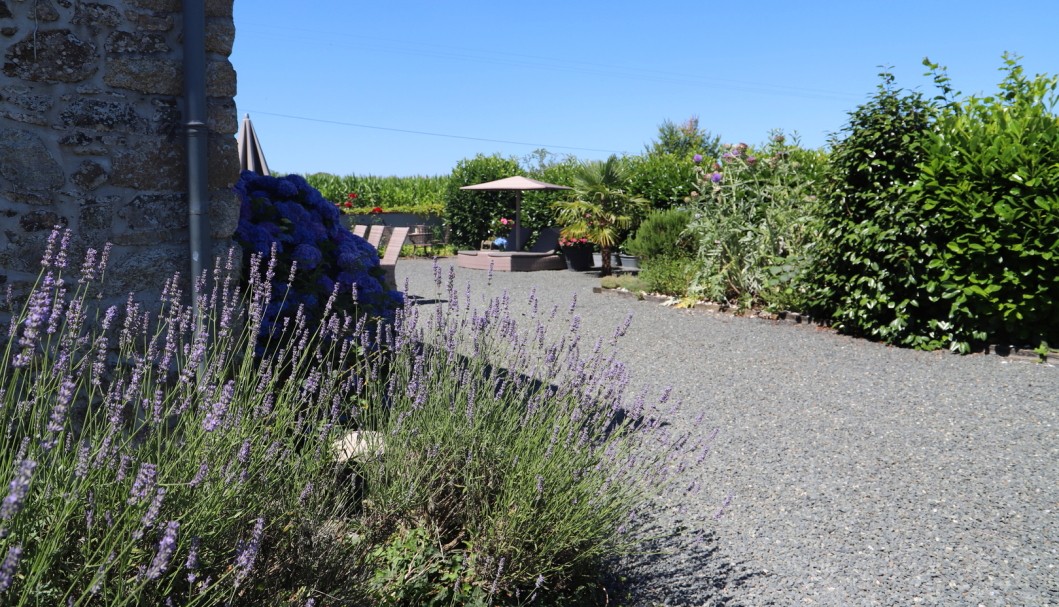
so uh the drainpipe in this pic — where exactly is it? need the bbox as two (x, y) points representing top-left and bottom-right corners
(183, 0), (209, 326)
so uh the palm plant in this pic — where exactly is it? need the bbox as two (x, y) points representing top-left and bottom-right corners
(554, 156), (650, 276)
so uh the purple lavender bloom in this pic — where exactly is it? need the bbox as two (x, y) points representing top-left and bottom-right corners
(146, 520), (180, 580)
(203, 381), (235, 432)
(0, 544), (22, 592)
(189, 462), (209, 488)
(234, 517), (265, 584)
(1, 459), (36, 521)
(137, 487), (167, 538)
(711, 172), (723, 183)
(693, 153), (703, 164)
(186, 537), (200, 584)
(128, 462), (157, 505)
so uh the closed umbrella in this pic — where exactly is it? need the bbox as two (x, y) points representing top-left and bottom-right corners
(237, 114), (270, 175)
(460, 176), (571, 250)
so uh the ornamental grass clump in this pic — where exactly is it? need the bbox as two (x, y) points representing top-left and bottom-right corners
(351, 264), (710, 605)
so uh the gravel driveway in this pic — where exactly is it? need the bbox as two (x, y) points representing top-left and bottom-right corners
(396, 259), (1058, 607)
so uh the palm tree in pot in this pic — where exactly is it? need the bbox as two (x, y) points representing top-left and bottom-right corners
(554, 155), (650, 276)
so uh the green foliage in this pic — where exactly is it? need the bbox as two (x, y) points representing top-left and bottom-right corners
(805, 72), (941, 344)
(366, 526), (488, 606)
(687, 133), (826, 309)
(623, 208), (696, 260)
(352, 271), (703, 605)
(638, 257), (698, 298)
(0, 246), (371, 605)
(521, 152), (582, 238)
(624, 153), (698, 210)
(304, 172), (449, 215)
(600, 274), (648, 292)
(444, 154), (522, 249)
(646, 116), (722, 160)
(1, 238), (707, 606)
(807, 56), (1059, 351)
(910, 55), (1059, 349)
(554, 156), (652, 276)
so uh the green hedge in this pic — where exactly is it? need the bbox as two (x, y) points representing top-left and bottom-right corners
(444, 154), (522, 249)
(807, 56), (1059, 351)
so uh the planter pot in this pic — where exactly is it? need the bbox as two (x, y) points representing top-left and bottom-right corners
(618, 254), (640, 270)
(562, 246), (594, 271)
(592, 252), (621, 268)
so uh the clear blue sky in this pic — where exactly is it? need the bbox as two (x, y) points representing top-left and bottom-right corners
(232, 1), (1059, 177)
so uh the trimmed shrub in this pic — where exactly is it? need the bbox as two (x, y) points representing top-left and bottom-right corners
(233, 171), (404, 340)
(909, 56), (1059, 350)
(804, 73), (940, 344)
(624, 153), (698, 210)
(638, 257), (698, 298)
(808, 57), (1059, 351)
(623, 208), (696, 261)
(444, 155), (522, 249)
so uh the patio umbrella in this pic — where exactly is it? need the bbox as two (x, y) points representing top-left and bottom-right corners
(460, 176), (571, 250)
(237, 113), (270, 175)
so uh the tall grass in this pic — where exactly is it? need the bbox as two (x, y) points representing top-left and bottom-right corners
(0, 233), (711, 605)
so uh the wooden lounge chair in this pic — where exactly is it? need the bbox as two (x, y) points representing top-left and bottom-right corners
(379, 226), (409, 290)
(352, 224), (368, 238)
(365, 225), (385, 249)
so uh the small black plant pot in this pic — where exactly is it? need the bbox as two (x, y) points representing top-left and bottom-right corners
(562, 246), (594, 271)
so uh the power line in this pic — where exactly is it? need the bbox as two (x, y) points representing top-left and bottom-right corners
(243, 109), (628, 154)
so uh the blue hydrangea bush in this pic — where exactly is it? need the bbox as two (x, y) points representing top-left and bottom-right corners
(233, 171), (403, 339)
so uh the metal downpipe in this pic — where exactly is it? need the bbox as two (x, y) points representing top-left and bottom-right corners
(183, 0), (209, 329)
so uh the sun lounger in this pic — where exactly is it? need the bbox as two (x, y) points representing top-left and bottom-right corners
(379, 227), (409, 290)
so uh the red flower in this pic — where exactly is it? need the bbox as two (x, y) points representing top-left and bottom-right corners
(370, 206), (383, 214)
(344, 201), (353, 208)
(348, 192), (359, 200)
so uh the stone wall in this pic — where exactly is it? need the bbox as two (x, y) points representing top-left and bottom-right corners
(0, 0), (239, 302)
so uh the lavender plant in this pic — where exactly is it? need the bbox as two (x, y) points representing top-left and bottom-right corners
(351, 263), (711, 605)
(0, 232), (372, 605)
(1, 231), (712, 606)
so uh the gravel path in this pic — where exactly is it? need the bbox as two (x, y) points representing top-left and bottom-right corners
(396, 259), (1058, 607)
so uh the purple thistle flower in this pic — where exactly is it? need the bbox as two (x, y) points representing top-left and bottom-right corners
(693, 153), (703, 163)
(128, 462), (157, 505)
(234, 517), (265, 585)
(0, 544), (22, 592)
(711, 172), (723, 183)
(146, 520), (180, 580)
(1, 459), (36, 521)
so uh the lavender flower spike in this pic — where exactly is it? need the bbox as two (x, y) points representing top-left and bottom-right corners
(146, 521), (180, 580)
(234, 517), (265, 584)
(0, 544), (22, 592)
(1, 459), (37, 521)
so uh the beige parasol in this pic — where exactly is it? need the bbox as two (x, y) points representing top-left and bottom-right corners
(460, 176), (572, 250)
